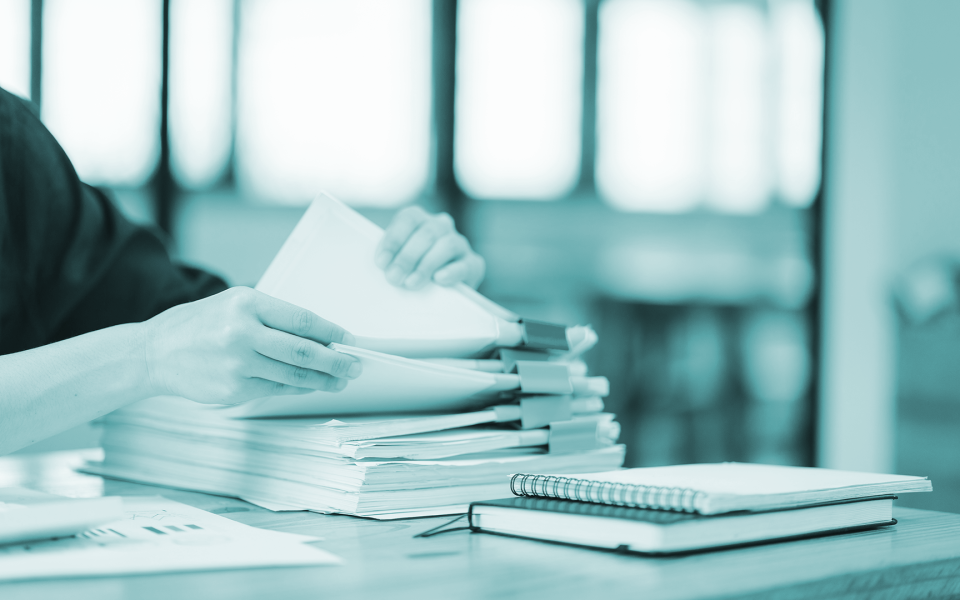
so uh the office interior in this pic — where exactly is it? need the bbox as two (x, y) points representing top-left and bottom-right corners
(0, 0), (956, 516)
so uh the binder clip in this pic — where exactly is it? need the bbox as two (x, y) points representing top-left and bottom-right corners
(497, 348), (549, 373)
(519, 319), (569, 351)
(519, 396), (573, 429)
(513, 361), (573, 395)
(548, 419), (604, 454)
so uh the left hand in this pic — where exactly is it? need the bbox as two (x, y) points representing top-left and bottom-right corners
(374, 206), (486, 290)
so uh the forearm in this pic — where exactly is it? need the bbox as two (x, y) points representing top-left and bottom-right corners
(0, 323), (157, 455)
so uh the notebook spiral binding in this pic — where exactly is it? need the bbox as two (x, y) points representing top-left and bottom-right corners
(509, 473), (706, 513)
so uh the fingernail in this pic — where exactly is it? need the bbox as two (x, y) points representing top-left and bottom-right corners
(334, 378), (348, 392)
(375, 251), (392, 269)
(385, 265), (404, 285)
(341, 332), (356, 346)
(404, 272), (423, 289)
(434, 269), (453, 285)
(347, 361), (362, 378)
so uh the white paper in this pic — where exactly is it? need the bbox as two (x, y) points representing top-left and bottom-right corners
(0, 496), (340, 582)
(88, 443), (627, 519)
(529, 463), (934, 514)
(109, 395), (605, 448)
(256, 192), (518, 358)
(0, 488), (123, 546)
(218, 344), (519, 418)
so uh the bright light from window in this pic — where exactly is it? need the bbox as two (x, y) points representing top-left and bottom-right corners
(773, 0), (824, 208)
(236, 0), (431, 207)
(42, 0), (161, 186)
(455, 0), (583, 200)
(597, 0), (706, 213)
(706, 4), (769, 214)
(170, 0), (234, 189)
(0, 0), (31, 99)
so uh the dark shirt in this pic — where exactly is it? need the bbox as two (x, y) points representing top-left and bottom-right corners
(0, 87), (227, 355)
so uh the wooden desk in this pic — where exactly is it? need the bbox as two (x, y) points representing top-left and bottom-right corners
(3, 450), (960, 600)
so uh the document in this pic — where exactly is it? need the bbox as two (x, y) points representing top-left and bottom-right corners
(0, 496), (340, 581)
(218, 344), (519, 418)
(256, 192), (522, 358)
(0, 487), (122, 546)
(211, 345), (607, 418)
(109, 395), (606, 446)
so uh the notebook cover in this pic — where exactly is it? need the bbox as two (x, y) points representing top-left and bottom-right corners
(467, 495), (898, 556)
(507, 464), (931, 515)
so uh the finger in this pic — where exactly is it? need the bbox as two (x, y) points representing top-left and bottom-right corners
(433, 259), (471, 287)
(384, 214), (455, 286)
(253, 292), (355, 346)
(254, 328), (361, 379)
(435, 253), (485, 288)
(250, 355), (349, 393)
(375, 206), (428, 269)
(402, 233), (469, 290)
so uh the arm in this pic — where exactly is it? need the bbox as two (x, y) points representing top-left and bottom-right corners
(0, 287), (362, 455)
(0, 89), (359, 454)
(1, 323), (153, 455)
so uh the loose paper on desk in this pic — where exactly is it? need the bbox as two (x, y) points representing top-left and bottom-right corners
(0, 496), (340, 582)
(256, 192), (522, 358)
(0, 487), (122, 546)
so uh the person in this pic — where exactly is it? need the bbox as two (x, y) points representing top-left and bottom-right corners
(0, 87), (485, 455)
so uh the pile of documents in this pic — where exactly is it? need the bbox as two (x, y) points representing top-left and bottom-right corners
(93, 194), (626, 519)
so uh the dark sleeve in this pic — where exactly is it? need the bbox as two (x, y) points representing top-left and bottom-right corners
(0, 87), (227, 354)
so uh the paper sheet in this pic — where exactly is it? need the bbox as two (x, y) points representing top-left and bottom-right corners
(256, 193), (518, 358)
(0, 488), (123, 546)
(0, 496), (340, 581)
(109, 395), (605, 446)
(218, 344), (519, 417)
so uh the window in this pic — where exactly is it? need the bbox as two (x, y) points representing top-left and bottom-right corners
(454, 0), (584, 200)
(596, 0), (823, 213)
(595, 0), (823, 213)
(234, 0), (432, 207)
(22, 0), (823, 213)
(773, 0), (825, 208)
(0, 0), (31, 100)
(169, 0), (234, 190)
(596, 0), (707, 212)
(42, 0), (161, 186)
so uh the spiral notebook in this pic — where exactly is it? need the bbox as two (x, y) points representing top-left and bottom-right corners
(508, 463), (932, 515)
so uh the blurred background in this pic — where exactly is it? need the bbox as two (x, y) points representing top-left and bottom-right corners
(2, 0), (958, 513)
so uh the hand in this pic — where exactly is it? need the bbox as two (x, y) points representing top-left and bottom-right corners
(141, 287), (362, 404)
(374, 206), (486, 290)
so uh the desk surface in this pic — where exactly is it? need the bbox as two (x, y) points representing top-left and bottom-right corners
(2, 450), (960, 600)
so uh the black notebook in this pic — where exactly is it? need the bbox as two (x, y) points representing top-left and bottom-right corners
(468, 495), (897, 554)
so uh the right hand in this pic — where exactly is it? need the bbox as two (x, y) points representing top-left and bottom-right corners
(141, 287), (361, 404)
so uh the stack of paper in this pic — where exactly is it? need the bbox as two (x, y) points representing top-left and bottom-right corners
(94, 194), (626, 519)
